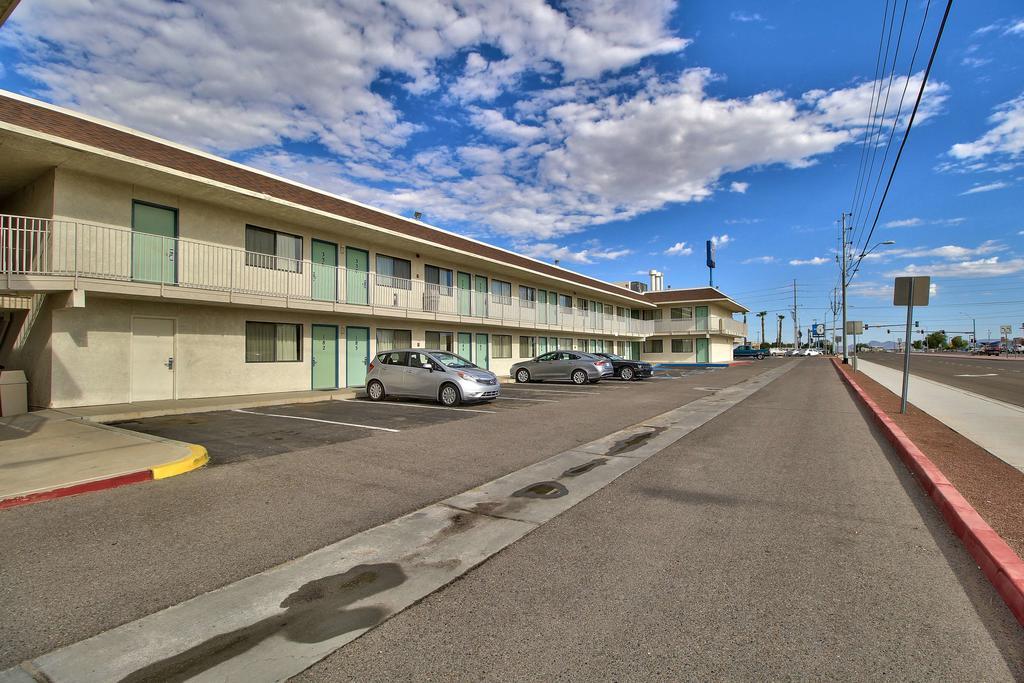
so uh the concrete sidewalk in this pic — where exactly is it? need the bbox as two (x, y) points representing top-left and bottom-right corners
(0, 411), (207, 507)
(855, 358), (1024, 473)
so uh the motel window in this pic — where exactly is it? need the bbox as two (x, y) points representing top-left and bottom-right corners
(245, 322), (301, 362)
(643, 339), (664, 354)
(519, 336), (536, 358)
(671, 338), (693, 354)
(577, 299), (588, 312)
(494, 335), (513, 358)
(376, 328), (412, 351)
(604, 304), (614, 316)
(425, 331), (454, 352)
(559, 337), (572, 349)
(245, 225), (302, 273)
(376, 255), (412, 289)
(671, 307), (693, 320)
(491, 279), (513, 305)
(559, 294), (573, 309)
(641, 309), (663, 321)
(519, 286), (536, 308)
(425, 265), (453, 296)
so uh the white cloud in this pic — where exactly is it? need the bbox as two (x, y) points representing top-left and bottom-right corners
(729, 181), (749, 193)
(789, 256), (829, 266)
(961, 181), (1010, 195)
(742, 256), (776, 264)
(725, 217), (762, 225)
(710, 234), (732, 247)
(517, 241), (631, 264)
(889, 240), (1006, 260)
(883, 218), (923, 228)
(664, 242), (693, 256)
(730, 12), (765, 23)
(805, 71), (948, 131)
(887, 257), (1024, 279)
(948, 94), (1024, 171)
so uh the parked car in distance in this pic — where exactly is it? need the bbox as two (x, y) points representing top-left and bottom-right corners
(365, 349), (499, 406)
(591, 352), (653, 381)
(769, 347), (788, 357)
(975, 342), (1004, 356)
(733, 344), (767, 360)
(510, 350), (613, 384)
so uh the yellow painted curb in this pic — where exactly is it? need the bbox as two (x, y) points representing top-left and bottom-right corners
(150, 444), (209, 480)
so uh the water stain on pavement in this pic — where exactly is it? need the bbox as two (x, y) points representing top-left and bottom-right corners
(512, 481), (568, 499)
(117, 562), (406, 683)
(607, 426), (667, 456)
(562, 458), (608, 477)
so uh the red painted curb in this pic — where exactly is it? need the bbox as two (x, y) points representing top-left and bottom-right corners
(0, 470), (153, 510)
(831, 358), (1024, 627)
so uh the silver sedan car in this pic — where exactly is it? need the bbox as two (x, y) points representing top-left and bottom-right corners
(365, 348), (500, 406)
(510, 350), (613, 385)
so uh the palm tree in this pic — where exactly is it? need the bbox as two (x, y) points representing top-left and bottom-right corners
(757, 311), (767, 345)
(777, 314), (785, 347)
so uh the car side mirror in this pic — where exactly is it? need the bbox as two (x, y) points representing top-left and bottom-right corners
(422, 362), (433, 371)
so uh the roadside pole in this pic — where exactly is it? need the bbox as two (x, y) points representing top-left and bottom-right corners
(840, 213), (850, 364)
(894, 276), (930, 414)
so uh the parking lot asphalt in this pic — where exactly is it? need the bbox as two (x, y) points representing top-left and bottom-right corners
(861, 352), (1024, 407)
(0, 362), (765, 669)
(296, 359), (1024, 681)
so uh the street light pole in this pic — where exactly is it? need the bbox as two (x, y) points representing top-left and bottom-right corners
(840, 212), (850, 364)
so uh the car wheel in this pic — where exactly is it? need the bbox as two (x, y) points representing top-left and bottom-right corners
(620, 366), (635, 381)
(439, 383), (461, 407)
(756, 353), (765, 360)
(571, 369), (588, 385)
(367, 380), (385, 401)
(515, 368), (531, 383)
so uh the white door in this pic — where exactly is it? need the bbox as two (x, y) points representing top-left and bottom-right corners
(131, 317), (175, 401)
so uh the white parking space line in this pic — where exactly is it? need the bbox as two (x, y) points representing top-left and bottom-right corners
(231, 409), (400, 432)
(494, 395), (559, 403)
(339, 399), (496, 414)
(500, 386), (600, 395)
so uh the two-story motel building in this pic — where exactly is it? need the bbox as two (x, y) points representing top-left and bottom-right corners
(0, 91), (749, 409)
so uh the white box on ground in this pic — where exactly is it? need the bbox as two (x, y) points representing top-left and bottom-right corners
(0, 370), (28, 416)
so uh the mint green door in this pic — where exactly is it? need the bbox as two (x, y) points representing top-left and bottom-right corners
(457, 331), (472, 360)
(475, 334), (489, 369)
(457, 272), (472, 315)
(696, 338), (709, 363)
(474, 275), (488, 316)
(537, 290), (547, 324)
(312, 325), (338, 389)
(538, 337), (548, 355)
(132, 201), (177, 284)
(345, 247), (369, 305)
(311, 240), (338, 302)
(345, 326), (369, 386)
(696, 305), (709, 332)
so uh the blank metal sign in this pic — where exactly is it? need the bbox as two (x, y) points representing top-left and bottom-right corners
(893, 276), (930, 307)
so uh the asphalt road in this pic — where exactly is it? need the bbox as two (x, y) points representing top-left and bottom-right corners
(863, 352), (1024, 407)
(0, 362), (753, 669)
(295, 359), (1024, 681)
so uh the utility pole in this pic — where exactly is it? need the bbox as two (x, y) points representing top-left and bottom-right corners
(792, 279), (798, 350)
(828, 287), (840, 355)
(840, 212), (851, 364)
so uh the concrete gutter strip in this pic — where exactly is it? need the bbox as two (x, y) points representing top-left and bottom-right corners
(2, 363), (796, 683)
(832, 359), (1024, 628)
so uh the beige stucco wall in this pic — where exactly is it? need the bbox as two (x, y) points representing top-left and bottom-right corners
(639, 334), (736, 364)
(0, 294), (54, 408)
(0, 168), (55, 218)
(42, 297), (621, 407)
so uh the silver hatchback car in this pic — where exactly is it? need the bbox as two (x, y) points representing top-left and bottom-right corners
(510, 350), (613, 385)
(364, 348), (500, 406)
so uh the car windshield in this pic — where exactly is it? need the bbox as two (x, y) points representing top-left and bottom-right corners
(431, 351), (477, 369)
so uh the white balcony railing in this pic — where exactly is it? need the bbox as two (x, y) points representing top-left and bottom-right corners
(651, 316), (748, 337)
(0, 215), (655, 337)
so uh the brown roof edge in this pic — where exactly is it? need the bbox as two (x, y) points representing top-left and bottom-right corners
(0, 92), (652, 305)
(643, 287), (749, 312)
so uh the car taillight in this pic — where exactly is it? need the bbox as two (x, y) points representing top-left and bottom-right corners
(367, 361), (375, 372)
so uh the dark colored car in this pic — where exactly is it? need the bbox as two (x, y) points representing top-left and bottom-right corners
(592, 353), (653, 381)
(733, 344), (766, 360)
(976, 342), (1004, 356)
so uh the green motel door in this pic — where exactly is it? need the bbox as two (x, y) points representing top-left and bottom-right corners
(457, 332), (473, 361)
(695, 305), (709, 332)
(696, 338), (710, 363)
(311, 325), (338, 389)
(311, 240), (338, 302)
(345, 247), (369, 305)
(345, 326), (370, 386)
(457, 272), (472, 315)
(132, 201), (177, 284)
(475, 334), (489, 369)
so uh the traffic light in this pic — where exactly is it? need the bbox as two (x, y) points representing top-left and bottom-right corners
(914, 320), (919, 328)
(886, 329), (891, 334)
(864, 324), (870, 330)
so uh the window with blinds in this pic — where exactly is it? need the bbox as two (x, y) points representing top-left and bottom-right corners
(671, 307), (693, 320)
(376, 328), (412, 351)
(425, 330), (454, 351)
(672, 338), (693, 353)
(643, 339), (664, 354)
(376, 255), (412, 289)
(245, 225), (302, 273)
(493, 335), (512, 358)
(491, 279), (512, 305)
(519, 336), (536, 358)
(245, 322), (301, 362)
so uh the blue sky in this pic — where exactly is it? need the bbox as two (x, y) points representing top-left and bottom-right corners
(1, 1), (1022, 342)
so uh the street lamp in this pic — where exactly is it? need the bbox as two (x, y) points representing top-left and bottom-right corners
(959, 311), (977, 348)
(857, 240), (896, 261)
(842, 239), (896, 364)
